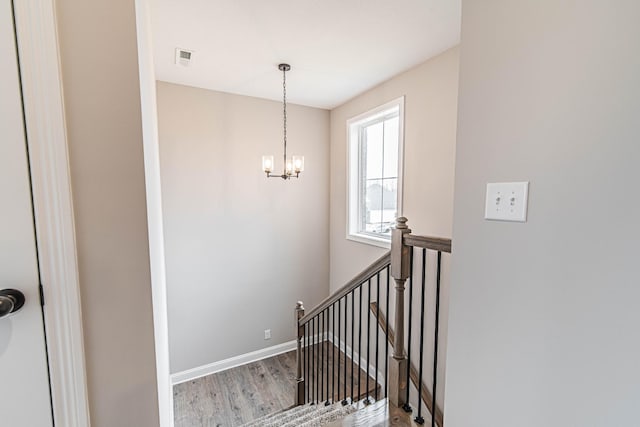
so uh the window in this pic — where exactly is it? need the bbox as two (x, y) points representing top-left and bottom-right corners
(347, 97), (404, 248)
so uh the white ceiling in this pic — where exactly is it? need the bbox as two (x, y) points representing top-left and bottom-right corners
(150, 0), (461, 109)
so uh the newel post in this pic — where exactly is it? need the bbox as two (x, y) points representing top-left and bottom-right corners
(388, 217), (411, 407)
(295, 301), (305, 405)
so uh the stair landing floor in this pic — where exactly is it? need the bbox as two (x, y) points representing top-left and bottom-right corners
(173, 346), (381, 427)
(173, 351), (297, 427)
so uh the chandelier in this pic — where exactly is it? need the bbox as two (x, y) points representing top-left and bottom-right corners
(262, 63), (304, 180)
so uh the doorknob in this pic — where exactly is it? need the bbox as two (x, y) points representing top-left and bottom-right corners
(0, 289), (26, 318)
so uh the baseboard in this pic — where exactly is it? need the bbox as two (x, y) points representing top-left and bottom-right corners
(171, 340), (297, 385)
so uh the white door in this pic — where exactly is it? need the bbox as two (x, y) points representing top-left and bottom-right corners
(0, 0), (55, 425)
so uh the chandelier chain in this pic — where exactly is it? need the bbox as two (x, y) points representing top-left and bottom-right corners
(282, 66), (287, 165)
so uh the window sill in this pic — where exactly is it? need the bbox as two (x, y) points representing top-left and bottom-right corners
(346, 233), (391, 249)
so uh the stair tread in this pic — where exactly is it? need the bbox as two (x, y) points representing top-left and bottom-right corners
(240, 399), (424, 427)
(323, 399), (424, 427)
(240, 401), (357, 427)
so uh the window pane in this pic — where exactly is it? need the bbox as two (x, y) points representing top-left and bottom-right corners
(364, 122), (383, 180)
(383, 116), (399, 178)
(348, 98), (403, 244)
(363, 178), (397, 236)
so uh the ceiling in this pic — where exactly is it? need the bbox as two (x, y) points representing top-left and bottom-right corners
(150, 0), (461, 109)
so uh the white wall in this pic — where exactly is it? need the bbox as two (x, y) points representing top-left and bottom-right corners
(55, 0), (160, 425)
(446, 1), (640, 426)
(156, 81), (330, 373)
(329, 47), (459, 290)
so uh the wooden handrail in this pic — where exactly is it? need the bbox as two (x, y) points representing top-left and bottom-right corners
(298, 231), (450, 326)
(403, 234), (452, 253)
(371, 302), (445, 427)
(298, 252), (390, 325)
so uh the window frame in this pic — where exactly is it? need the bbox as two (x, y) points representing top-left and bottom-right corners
(346, 96), (405, 248)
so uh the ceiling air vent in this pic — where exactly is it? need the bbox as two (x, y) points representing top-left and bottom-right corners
(175, 48), (194, 67)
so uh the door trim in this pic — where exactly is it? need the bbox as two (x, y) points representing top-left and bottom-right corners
(12, 1), (91, 426)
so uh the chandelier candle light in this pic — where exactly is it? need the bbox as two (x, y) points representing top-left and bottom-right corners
(262, 63), (304, 180)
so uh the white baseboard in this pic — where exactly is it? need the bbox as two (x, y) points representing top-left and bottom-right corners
(171, 340), (297, 385)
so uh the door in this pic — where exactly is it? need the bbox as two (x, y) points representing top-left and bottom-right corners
(0, 0), (55, 425)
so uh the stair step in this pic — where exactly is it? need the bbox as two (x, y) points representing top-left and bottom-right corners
(323, 399), (425, 427)
(241, 401), (358, 427)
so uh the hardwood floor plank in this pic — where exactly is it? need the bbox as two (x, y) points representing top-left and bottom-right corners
(173, 346), (381, 426)
(244, 359), (283, 418)
(173, 351), (298, 427)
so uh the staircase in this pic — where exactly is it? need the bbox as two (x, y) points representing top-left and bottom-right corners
(240, 217), (451, 427)
(242, 397), (424, 427)
(289, 217), (451, 427)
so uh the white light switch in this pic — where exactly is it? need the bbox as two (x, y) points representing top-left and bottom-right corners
(484, 182), (529, 222)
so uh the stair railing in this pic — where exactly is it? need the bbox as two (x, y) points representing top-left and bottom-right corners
(295, 252), (391, 406)
(294, 217), (451, 427)
(390, 217), (451, 426)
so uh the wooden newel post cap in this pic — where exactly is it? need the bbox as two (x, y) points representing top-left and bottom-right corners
(295, 301), (304, 310)
(391, 217), (411, 280)
(394, 217), (409, 230)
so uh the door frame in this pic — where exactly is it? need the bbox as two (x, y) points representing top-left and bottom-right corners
(12, 1), (90, 426)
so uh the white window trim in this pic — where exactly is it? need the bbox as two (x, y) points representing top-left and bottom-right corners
(346, 96), (405, 249)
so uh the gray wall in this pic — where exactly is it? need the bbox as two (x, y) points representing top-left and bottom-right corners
(329, 47), (459, 290)
(156, 82), (330, 373)
(446, 1), (640, 426)
(55, 0), (160, 425)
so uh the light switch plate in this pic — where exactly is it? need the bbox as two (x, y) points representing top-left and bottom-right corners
(484, 182), (529, 222)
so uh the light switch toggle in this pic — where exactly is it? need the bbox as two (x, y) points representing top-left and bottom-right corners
(485, 182), (529, 222)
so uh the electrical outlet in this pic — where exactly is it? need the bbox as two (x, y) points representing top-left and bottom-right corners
(264, 329), (271, 340)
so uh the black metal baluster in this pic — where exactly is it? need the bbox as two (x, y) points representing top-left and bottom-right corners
(308, 321), (311, 404)
(305, 322), (308, 403)
(384, 266), (390, 398)
(403, 249), (415, 412)
(307, 319), (313, 403)
(320, 310), (324, 404)
(351, 288), (355, 403)
(375, 272), (380, 402)
(415, 249), (427, 425)
(307, 319), (313, 404)
(342, 293), (348, 405)
(366, 278), (371, 403)
(310, 317), (313, 404)
(309, 320), (313, 404)
(337, 298), (342, 404)
(325, 308), (330, 405)
(431, 252), (442, 427)
(332, 302), (336, 404)
(315, 315), (318, 404)
(358, 285), (363, 402)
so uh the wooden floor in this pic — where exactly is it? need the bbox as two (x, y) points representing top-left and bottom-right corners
(173, 351), (297, 427)
(174, 345), (380, 427)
